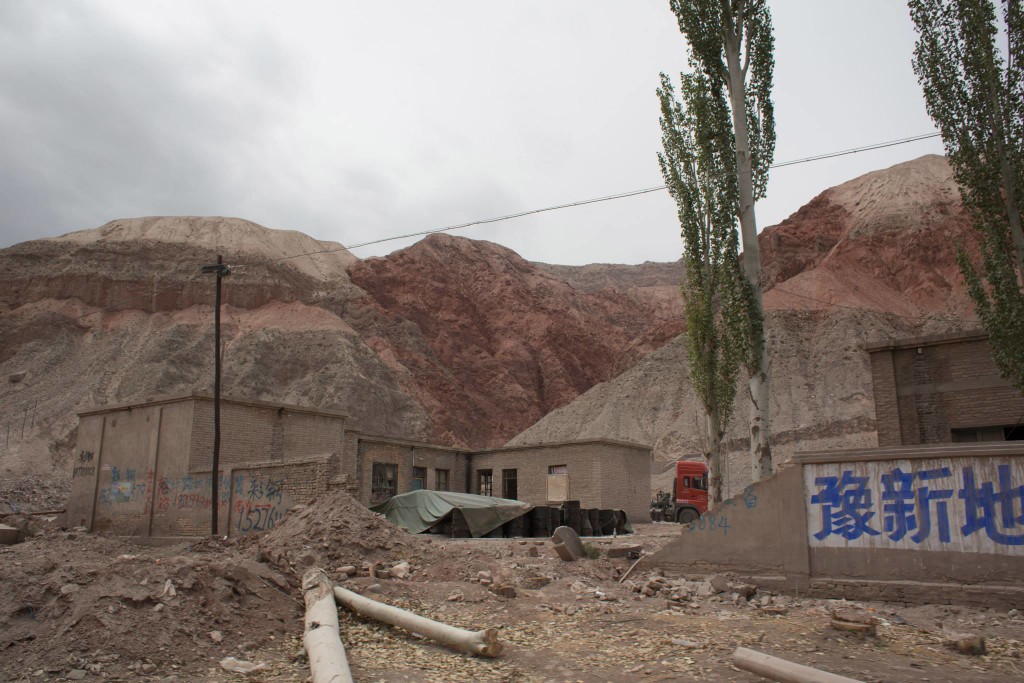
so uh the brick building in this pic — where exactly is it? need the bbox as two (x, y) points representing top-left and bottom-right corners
(867, 330), (1024, 447)
(67, 393), (652, 538)
(66, 394), (347, 537)
(468, 440), (652, 523)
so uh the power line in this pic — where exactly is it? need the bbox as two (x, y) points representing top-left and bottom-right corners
(234, 185), (667, 269)
(770, 133), (940, 168)
(59, 131), (946, 326)
(234, 131), (943, 270)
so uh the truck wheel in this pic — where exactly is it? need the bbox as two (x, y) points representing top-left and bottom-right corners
(677, 508), (699, 524)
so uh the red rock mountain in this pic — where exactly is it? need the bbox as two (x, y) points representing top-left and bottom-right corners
(0, 218), (683, 489)
(347, 236), (683, 446)
(509, 155), (982, 496)
(0, 155), (982, 500)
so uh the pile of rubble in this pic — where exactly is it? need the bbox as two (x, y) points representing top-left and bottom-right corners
(255, 489), (422, 576)
(628, 571), (790, 614)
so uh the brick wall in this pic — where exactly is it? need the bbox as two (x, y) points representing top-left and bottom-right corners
(469, 441), (651, 522)
(189, 398), (347, 470)
(869, 334), (1024, 446)
(597, 444), (653, 524)
(357, 437), (468, 506)
(228, 459), (329, 536)
(869, 350), (902, 447)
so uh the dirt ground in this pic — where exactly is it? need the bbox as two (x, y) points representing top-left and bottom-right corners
(2, 500), (1023, 683)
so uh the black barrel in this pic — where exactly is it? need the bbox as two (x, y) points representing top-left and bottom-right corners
(615, 510), (629, 535)
(531, 506), (551, 537)
(580, 510), (593, 536)
(564, 506), (582, 535)
(587, 509), (601, 536)
(505, 514), (528, 538)
(598, 509), (617, 535)
(451, 509), (472, 538)
(550, 507), (563, 531)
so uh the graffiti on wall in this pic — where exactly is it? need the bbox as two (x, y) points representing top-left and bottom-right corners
(72, 450), (95, 478)
(154, 473), (234, 513)
(805, 458), (1024, 554)
(233, 475), (289, 533)
(94, 462), (295, 534)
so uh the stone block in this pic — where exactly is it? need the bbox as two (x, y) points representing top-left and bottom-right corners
(551, 526), (584, 561)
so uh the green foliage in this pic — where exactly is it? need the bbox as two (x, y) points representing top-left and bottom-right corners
(581, 542), (601, 560)
(664, 0), (777, 482)
(668, 0), (776, 204)
(910, 0), (1024, 392)
(657, 71), (749, 431)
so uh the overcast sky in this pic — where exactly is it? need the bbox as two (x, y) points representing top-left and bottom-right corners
(0, 1), (945, 265)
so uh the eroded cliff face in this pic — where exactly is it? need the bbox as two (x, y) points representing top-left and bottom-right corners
(346, 234), (684, 447)
(0, 156), (985, 498)
(0, 218), (684, 483)
(0, 218), (431, 481)
(508, 155), (982, 496)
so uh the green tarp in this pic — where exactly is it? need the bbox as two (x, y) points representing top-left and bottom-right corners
(370, 490), (533, 538)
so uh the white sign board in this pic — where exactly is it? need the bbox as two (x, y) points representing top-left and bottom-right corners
(804, 457), (1024, 556)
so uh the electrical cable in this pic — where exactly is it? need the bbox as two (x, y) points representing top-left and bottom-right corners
(233, 131), (943, 269)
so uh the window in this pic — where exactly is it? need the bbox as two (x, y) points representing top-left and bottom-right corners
(411, 466), (426, 491)
(478, 470), (493, 496)
(502, 469), (518, 500)
(435, 468), (450, 491)
(371, 463), (397, 502)
(953, 426), (1024, 442)
(547, 464), (568, 502)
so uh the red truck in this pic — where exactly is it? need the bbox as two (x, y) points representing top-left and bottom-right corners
(651, 460), (709, 523)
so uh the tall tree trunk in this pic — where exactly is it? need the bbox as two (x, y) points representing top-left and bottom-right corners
(724, 31), (773, 481)
(706, 409), (723, 505)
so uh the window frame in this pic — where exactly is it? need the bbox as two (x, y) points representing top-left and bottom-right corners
(501, 468), (518, 500)
(478, 469), (494, 497)
(371, 462), (398, 502)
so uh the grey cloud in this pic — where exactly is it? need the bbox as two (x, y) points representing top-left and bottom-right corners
(0, 1), (300, 246)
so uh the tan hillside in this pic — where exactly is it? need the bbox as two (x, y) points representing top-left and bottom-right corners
(508, 155), (981, 496)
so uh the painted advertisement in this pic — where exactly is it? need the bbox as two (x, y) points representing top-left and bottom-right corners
(804, 457), (1024, 555)
(231, 472), (292, 534)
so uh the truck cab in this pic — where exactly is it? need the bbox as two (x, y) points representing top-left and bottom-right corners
(673, 460), (709, 524)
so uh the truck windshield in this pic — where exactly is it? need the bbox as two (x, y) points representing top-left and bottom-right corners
(693, 476), (708, 491)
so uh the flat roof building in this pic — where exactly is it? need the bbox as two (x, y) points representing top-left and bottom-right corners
(66, 394), (652, 538)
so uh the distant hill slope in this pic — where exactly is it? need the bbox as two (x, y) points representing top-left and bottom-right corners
(346, 234), (684, 446)
(508, 155), (980, 495)
(0, 156), (982, 502)
(0, 219), (683, 486)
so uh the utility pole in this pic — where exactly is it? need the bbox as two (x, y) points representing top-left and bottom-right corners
(201, 255), (230, 536)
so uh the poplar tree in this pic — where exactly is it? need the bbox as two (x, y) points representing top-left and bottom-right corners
(910, 0), (1024, 392)
(668, 0), (777, 481)
(658, 71), (749, 504)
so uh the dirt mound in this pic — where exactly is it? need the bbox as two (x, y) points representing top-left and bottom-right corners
(257, 489), (422, 575)
(0, 529), (301, 681)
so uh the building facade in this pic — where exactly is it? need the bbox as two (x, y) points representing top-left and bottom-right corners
(66, 394), (652, 537)
(469, 440), (652, 523)
(868, 330), (1024, 447)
